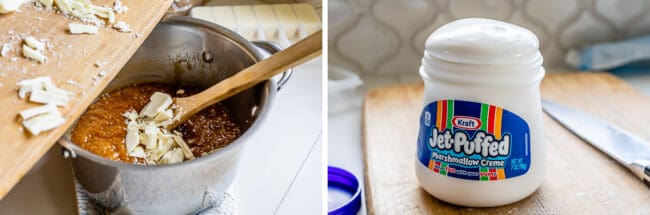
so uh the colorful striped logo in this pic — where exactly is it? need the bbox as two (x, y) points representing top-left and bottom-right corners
(479, 167), (506, 181)
(428, 160), (449, 176)
(436, 100), (504, 139)
(420, 99), (532, 181)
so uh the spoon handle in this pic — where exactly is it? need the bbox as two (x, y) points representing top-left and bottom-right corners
(171, 30), (322, 128)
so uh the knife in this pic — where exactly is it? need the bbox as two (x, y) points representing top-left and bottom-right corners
(542, 100), (650, 186)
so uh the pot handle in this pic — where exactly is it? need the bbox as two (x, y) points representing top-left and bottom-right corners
(252, 40), (293, 91)
(57, 137), (77, 159)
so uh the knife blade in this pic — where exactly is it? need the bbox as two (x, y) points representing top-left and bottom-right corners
(542, 100), (650, 186)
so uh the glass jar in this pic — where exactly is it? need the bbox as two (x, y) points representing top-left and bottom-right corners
(415, 18), (546, 207)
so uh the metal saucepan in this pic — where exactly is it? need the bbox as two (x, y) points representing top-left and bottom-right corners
(57, 16), (290, 214)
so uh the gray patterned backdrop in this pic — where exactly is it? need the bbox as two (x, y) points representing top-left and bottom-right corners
(329, 0), (650, 82)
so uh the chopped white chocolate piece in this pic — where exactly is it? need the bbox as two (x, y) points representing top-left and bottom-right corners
(24, 37), (45, 51)
(143, 125), (158, 149)
(17, 76), (72, 106)
(16, 76), (72, 104)
(22, 113), (65, 135)
(92, 5), (115, 23)
(37, 0), (53, 8)
(172, 131), (195, 160)
(1, 43), (12, 57)
(22, 45), (47, 63)
(54, 0), (72, 14)
(68, 23), (98, 35)
(140, 92), (172, 118)
(125, 125), (139, 152)
(122, 110), (138, 121)
(51, 0), (114, 25)
(15, 77), (69, 136)
(153, 109), (173, 122)
(17, 76), (52, 87)
(130, 146), (146, 158)
(160, 148), (184, 164)
(121, 91), (201, 164)
(0, 0), (24, 14)
(17, 79), (44, 99)
(176, 89), (185, 95)
(41, 79), (70, 95)
(29, 88), (70, 106)
(113, 0), (127, 13)
(113, 21), (132, 33)
(148, 135), (169, 161)
(19, 103), (59, 119)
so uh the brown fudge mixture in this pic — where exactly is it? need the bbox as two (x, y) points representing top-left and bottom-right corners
(71, 83), (242, 163)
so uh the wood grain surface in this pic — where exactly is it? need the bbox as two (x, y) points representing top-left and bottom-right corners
(362, 72), (650, 214)
(0, 0), (173, 200)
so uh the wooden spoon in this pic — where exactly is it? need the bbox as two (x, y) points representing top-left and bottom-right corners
(168, 30), (322, 129)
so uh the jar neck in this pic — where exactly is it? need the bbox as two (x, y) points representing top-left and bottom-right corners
(420, 51), (545, 87)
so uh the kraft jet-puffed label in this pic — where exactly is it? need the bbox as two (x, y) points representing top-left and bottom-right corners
(417, 100), (531, 181)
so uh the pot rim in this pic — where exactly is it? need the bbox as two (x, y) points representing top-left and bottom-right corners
(58, 16), (277, 170)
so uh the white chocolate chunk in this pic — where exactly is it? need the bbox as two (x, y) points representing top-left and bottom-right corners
(160, 148), (184, 164)
(49, 0), (114, 25)
(22, 113), (64, 135)
(37, 0), (53, 8)
(159, 134), (174, 151)
(148, 135), (170, 161)
(130, 146), (145, 158)
(17, 77), (49, 99)
(54, 0), (72, 14)
(24, 37), (45, 51)
(42, 81), (72, 97)
(121, 91), (199, 164)
(172, 131), (195, 160)
(143, 125), (158, 149)
(22, 45), (47, 63)
(140, 92), (172, 118)
(122, 110), (138, 121)
(0, 0), (24, 14)
(113, 21), (132, 33)
(68, 23), (98, 35)
(29, 88), (69, 106)
(92, 6), (115, 24)
(17, 86), (32, 99)
(125, 125), (139, 152)
(1, 43), (12, 57)
(113, 0), (127, 13)
(19, 103), (59, 119)
(153, 109), (173, 122)
(16, 76), (72, 104)
(16, 76), (52, 87)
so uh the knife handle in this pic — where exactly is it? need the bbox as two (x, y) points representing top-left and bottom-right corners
(631, 160), (650, 186)
(644, 165), (650, 187)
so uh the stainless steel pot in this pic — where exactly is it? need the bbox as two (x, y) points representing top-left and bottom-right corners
(57, 16), (290, 214)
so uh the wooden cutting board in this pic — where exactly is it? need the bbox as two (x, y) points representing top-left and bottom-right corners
(362, 72), (650, 214)
(0, 1), (173, 200)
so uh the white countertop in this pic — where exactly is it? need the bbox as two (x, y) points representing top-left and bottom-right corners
(0, 58), (323, 215)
